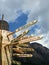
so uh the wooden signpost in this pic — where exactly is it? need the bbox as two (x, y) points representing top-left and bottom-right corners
(0, 15), (43, 65)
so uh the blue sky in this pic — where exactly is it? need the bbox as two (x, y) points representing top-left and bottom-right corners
(0, 0), (49, 48)
(9, 12), (28, 32)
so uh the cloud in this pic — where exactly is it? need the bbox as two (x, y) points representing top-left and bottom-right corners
(0, 0), (40, 22)
(0, 0), (24, 21)
(22, 0), (49, 48)
(25, 0), (49, 33)
(34, 31), (49, 48)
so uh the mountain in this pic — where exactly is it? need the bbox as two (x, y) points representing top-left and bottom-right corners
(12, 42), (49, 65)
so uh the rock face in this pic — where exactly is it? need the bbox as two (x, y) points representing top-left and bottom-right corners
(29, 42), (49, 65)
(12, 42), (49, 65)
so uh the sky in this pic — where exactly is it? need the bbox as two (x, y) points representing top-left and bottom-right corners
(0, 0), (49, 48)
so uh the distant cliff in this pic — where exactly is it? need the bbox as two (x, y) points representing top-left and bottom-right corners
(12, 42), (49, 65)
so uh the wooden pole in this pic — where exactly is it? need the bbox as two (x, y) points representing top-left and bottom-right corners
(0, 14), (4, 65)
(0, 30), (2, 65)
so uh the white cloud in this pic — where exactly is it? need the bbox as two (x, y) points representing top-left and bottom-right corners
(0, 0), (40, 22)
(0, 0), (24, 21)
(30, 25), (49, 48)
(35, 31), (49, 48)
(22, 0), (49, 48)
